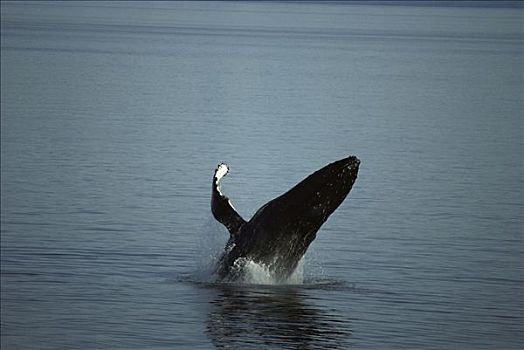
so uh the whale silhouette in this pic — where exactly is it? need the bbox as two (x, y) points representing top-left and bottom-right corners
(211, 156), (360, 281)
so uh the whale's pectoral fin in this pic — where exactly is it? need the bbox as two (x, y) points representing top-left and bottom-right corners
(211, 163), (246, 236)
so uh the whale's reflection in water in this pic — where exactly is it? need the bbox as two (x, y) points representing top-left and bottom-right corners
(206, 283), (352, 349)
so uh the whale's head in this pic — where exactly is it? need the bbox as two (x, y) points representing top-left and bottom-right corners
(251, 155), (360, 230)
(301, 155), (360, 221)
(239, 156), (360, 278)
(308, 156), (360, 211)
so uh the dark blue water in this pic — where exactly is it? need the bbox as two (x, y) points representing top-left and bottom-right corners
(1, 2), (523, 349)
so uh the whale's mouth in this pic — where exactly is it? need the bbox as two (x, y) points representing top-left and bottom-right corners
(348, 156), (360, 168)
(340, 156), (360, 172)
(310, 155), (360, 200)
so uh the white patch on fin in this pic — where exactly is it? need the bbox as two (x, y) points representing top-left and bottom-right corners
(214, 163), (229, 197)
(215, 163), (229, 182)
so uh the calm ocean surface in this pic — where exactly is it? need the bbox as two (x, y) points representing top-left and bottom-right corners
(1, 1), (522, 349)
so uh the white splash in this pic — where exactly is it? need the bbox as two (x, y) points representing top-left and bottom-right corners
(196, 217), (313, 286)
(232, 257), (305, 285)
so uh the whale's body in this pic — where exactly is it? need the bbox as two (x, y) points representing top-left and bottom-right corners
(211, 156), (360, 281)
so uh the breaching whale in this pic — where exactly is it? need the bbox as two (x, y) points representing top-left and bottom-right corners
(211, 155), (360, 281)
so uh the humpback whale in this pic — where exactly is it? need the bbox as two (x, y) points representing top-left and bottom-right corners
(211, 156), (360, 281)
